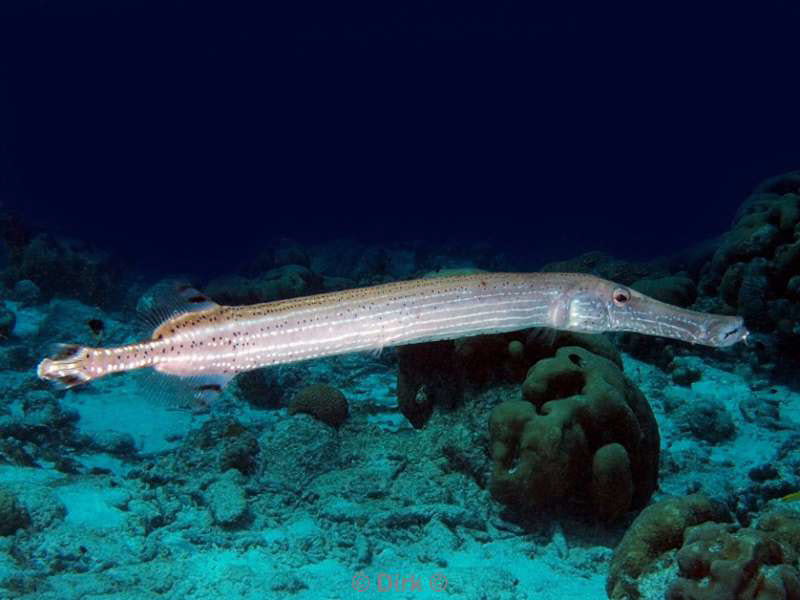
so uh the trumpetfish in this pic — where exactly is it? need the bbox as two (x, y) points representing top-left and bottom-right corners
(37, 272), (748, 399)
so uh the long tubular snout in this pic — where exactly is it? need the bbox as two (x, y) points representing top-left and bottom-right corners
(611, 292), (749, 347)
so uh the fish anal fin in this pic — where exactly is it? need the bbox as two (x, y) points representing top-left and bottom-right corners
(526, 327), (559, 348)
(138, 370), (234, 413)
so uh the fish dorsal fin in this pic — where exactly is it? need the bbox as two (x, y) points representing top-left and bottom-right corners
(136, 281), (219, 335)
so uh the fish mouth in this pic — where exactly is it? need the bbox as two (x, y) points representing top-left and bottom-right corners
(705, 317), (748, 347)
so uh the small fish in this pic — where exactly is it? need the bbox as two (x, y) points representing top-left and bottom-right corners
(87, 318), (104, 341)
(781, 491), (800, 503)
(87, 319), (104, 335)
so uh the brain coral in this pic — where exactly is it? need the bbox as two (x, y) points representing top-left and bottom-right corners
(288, 383), (349, 428)
(489, 346), (659, 521)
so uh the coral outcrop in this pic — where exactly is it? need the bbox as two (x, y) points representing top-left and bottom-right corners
(0, 302), (14, 339)
(174, 417), (261, 476)
(541, 251), (662, 285)
(204, 265), (322, 305)
(607, 495), (800, 600)
(397, 329), (621, 429)
(0, 487), (30, 536)
(631, 274), (697, 308)
(489, 346), (659, 521)
(700, 171), (800, 354)
(607, 494), (727, 600)
(2, 234), (121, 307)
(288, 383), (349, 428)
(667, 520), (800, 599)
(236, 368), (283, 410)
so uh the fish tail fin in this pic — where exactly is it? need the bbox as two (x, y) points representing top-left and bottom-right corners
(37, 343), (97, 388)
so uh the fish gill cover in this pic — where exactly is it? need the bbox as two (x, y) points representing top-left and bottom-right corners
(0, 1), (799, 599)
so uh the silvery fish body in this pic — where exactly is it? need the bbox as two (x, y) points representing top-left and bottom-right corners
(37, 272), (748, 394)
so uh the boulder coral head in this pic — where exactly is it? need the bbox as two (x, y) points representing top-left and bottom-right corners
(288, 383), (349, 428)
(489, 346), (659, 521)
(397, 329), (621, 429)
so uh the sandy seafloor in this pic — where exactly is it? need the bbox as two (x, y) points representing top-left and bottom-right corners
(1, 297), (798, 600)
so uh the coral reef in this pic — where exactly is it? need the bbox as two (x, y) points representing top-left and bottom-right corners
(174, 417), (261, 476)
(288, 383), (349, 428)
(668, 357), (703, 387)
(541, 251), (665, 285)
(397, 329), (621, 429)
(2, 234), (122, 307)
(0, 302), (14, 339)
(630, 274), (697, 308)
(0, 389), (80, 469)
(9, 279), (41, 305)
(667, 520), (800, 599)
(204, 265), (323, 305)
(7, 209), (800, 598)
(243, 238), (312, 276)
(205, 470), (249, 527)
(699, 171), (800, 360)
(608, 496), (800, 600)
(0, 487), (30, 536)
(490, 346), (659, 521)
(259, 415), (341, 489)
(607, 494), (728, 600)
(235, 368), (283, 410)
(674, 397), (736, 444)
(397, 340), (463, 429)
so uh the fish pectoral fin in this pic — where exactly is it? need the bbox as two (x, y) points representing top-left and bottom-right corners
(139, 371), (234, 413)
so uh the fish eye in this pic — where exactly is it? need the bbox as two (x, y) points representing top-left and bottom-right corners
(612, 288), (631, 306)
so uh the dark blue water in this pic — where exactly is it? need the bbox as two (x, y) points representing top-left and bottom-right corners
(1, 1), (798, 278)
